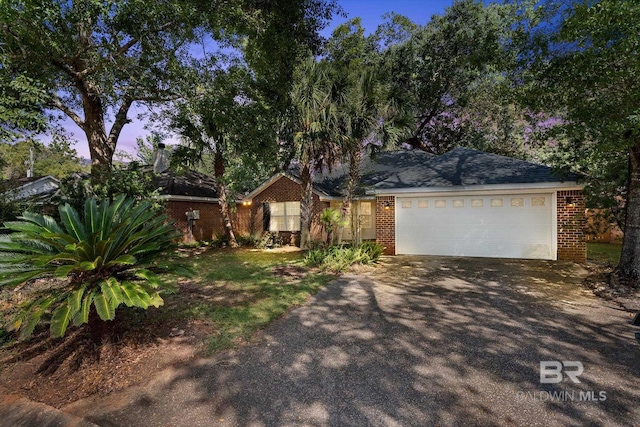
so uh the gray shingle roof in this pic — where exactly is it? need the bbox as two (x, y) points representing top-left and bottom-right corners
(153, 170), (219, 198)
(310, 147), (577, 197)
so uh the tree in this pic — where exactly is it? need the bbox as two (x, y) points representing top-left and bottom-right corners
(512, 0), (640, 278)
(382, 0), (516, 154)
(288, 57), (342, 249)
(0, 73), (48, 142)
(324, 18), (410, 244)
(169, 61), (277, 247)
(0, 0), (341, 178)
(0, 132), (85, 180)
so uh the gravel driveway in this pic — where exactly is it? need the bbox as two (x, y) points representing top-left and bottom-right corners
(67, 256), (640, 427)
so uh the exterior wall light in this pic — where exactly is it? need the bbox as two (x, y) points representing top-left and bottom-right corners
(565, 197), (575, 208)
(384, 201), (392, 210)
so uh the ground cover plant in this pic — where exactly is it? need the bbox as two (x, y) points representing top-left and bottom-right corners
(304, 242), (384, 272)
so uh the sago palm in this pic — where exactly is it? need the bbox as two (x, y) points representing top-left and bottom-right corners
(0, 195), (180, 340)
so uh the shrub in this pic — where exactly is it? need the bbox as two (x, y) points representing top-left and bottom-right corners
(303, 242), (384, 272)
(256, 232), (282, 249)
(0, 195), (180, 341)
(235, 233), (261, 247)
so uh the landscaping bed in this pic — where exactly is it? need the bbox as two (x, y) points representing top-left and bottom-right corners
(0, 247), (333, 408)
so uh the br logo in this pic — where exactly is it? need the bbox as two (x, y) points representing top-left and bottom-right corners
(540, 361), (584, 384)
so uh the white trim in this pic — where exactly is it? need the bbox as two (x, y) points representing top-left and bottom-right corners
(371, 182), (582, 197)
(158, 194), (219, 203)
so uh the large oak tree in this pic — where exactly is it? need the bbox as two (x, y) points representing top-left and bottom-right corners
(0, 0), (340, 178)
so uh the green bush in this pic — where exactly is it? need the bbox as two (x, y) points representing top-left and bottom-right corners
(0, 195), (181, 340)
(303, 242), (384, 272)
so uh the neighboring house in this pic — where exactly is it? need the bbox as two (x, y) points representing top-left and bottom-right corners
(243, 147), (586, 262)
(1, 175), (60, 202)
(154, 170), (251, 242)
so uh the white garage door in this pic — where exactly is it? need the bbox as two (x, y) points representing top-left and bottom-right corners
(396, 194), (554, 259)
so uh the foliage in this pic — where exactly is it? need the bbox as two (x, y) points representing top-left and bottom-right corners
(55, 162), (161, 215)
(382, 0), (519, 154)
(0, 195), (180, 339)
(0, 132), (86, 180)
(256, 232), (283, 249)
(303, 242), (383, 272)
(0, 73), (48, 142)
(319, 207), (345, 245)
(0, 0), (341, 175)
(511, 0), (640, 277)
(286, 56), (343, 248)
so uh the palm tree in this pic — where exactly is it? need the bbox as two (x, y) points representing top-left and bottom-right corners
(337, 68), (410, 244)
(289, 57), (342, 249)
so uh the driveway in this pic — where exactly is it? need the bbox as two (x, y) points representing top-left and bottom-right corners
(66, 257), (640, 427)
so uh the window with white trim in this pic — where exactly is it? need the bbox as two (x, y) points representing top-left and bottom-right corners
(269, 202), (301, 232)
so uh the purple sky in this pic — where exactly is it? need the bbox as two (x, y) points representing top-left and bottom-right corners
(58, 0), (453, 159)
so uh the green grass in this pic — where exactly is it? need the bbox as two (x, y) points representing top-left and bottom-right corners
(587, 242), (622, 265)
(168, 249), (333, 352)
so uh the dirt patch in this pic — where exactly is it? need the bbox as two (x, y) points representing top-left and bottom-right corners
(0, 281), (214, 409)
(581, 263), (640, 312)
(272, 265), (307, 278)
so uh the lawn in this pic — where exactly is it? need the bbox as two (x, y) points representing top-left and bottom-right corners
(0, 247), (334, 407)
(586, 242), (622, 265)
(162, 247), (334, 351)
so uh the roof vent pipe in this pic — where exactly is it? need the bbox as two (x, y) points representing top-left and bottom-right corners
(152, 142), (170, 174)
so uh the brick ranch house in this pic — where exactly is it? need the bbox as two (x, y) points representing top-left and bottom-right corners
(158, 147), (586, 262)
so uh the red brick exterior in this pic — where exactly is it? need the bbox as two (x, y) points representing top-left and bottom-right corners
(165, 200), (251, 242)
(375, 196), (395, 255)
(557, 190), (587, 262)
(249, 175), (328, 245)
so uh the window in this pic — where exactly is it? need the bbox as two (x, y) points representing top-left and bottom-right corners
(490, 198), (503, 207)
(453, 199), (464, 208)
(435, 200), (446, 208)
(269, 202), (300, 232)
(471, 199), (484, 208)
(359, 202), (372, 227)
(510, 197), (524, 207)
(418, 200), (429, 208)
(401, 201), (412, 208)
(531, 197), (546, 207)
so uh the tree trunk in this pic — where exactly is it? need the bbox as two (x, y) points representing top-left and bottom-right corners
(300, 161), (313, 249)
(214, 146), (238, 247)
(338, 148), (362, 244)
(87, 308), (114, 349)
(617, 143), (640, 278)
(79, 84), (115, 183)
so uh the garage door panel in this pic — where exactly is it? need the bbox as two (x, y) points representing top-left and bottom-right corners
(396, 194), (553, 259)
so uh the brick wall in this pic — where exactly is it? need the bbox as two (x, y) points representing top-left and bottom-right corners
(557, 190), (586, 262)
(166, 200), (250, 242)
(249, 175), (328, 245)
(375, 196), (395, 255)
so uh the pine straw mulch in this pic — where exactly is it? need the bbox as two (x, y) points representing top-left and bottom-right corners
(0, 281), (215, 409)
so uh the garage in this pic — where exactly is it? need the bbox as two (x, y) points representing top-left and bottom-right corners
(395, 193), (555, 259)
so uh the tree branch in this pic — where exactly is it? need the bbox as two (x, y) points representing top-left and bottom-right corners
(49, 94), (85, 129)
(107, 95), (134, 149)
